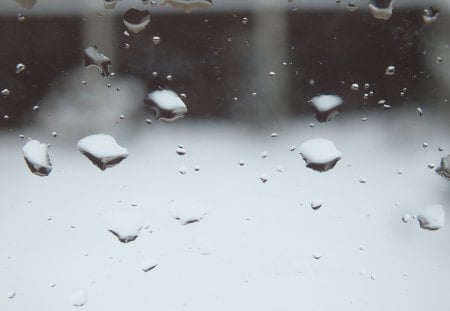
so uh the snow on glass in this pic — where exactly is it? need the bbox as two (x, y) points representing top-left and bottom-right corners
(104, 209), (143, 243)
(309, 95), (343, 122)
(77, 134), (128, 170)
(145, 90), (188, 121)
(299, 138), (342, 172)
(123, 8), (150, 34)
(22, 140), (52, 176)
(417, 204), (445, 231)
(83, 46), (112, 77)
(169, 199), (208, 225)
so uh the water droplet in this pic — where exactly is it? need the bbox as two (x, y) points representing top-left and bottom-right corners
(104, 0), (117, 9)
(271, 132), (278, 138)
(242, 17), (248, 24)
(368, 0), (394, 20)
(3, 115), (10, 120)
(261, 151), (268, 159)
(312, 252), (322, 259)
(402, 214), (411, 223)
(428, 163), (435, 169)
(123, 8), (150, 34)
(162, 0), (213, 12)
(290, 146), (296, 151)
(141, 259), (158, 272)
(19, 134), (25, 139)
(119, 114), (125, 120)
(423, 142), (428, 148)
(176, 145), (186, 155)
(7, 290), (16, 299)
(438, 146), (444, 152)
(1, 88), (10, 96)
(51, 131), (57, 137)
(23, 140), (52, 176)
(178, 166), (187, 175)
(299, 138), (342, 172)
(363, 93), (369, 100)
(435, 155), (450, 180)
(259, 174), (268, 183)
(347, 2), (358, 12)
(124, 43), (130, 49)
(105, 209), (143, 243)
(145, 118), (152, 124)
(15, 0), (37, 9)
(417, 204), (445, 230)
(436, 56), (443, 63)
(83, 46), (112, 77)
(309, 94), (343, 122)
(152, 71), (158, 77)
(239, 160), (245, 166)
(194, 165), (200, 171)
(70, 290), (87, 307)
(170, 199), (207, 225)
(309, 123), (314, 128)
(351, 83), (359, 91)
(364, 83), (370, 89)
(385, 66), (395, 76)
(423, 6), (439, 23)
(361, 117), (367, 121)
(166, 74), (173, 81)
(359, 178), (367, 183)
(77, 134), (128, 170)
(152, 36), (161, 44)
(370, 274), (376, 280)
(311, 200), (323, 210)
(269, 71), (276, 76)
(32, 105), (39, 112)
(145, 89), (187, 121)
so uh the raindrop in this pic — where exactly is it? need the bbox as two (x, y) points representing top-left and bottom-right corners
(176, 145), (186, 155)
(166, 74), (173, 81)
(364, 83), (370, 89)
(368, 0), (393, 20)
(259, 174), (268, 183)
(361, 117), (367, 121)
(70, 290), (87, 307)
(1, 88), (10, 96)
(145, 89), (187, 121)
(32, 105), (39, 112)
(423, 142), (428, 148)
(242, 17), (248, 24)
(416, 107), (423, 116)
(438, 146), (444, 152)
(269, 71), (276, 76)
(194, 165), (200, 171)
(239, 160), (245, 166)
(141, 260), (158, 272)
(309, 94), (343, 122)
(17, 13), (25, 21)
(23, 140), (52, 176)
(423, 7), (439, 23)
(261, 151), (268, 159)
(428, 163), (436, 169)
(19, 134), (25, 139)
(312, 252), (322, 260)
(51, 131), (57, 137)
(436, 56), (443, 63)
(359, 178), (367, 183)
(123, 8), (150, 34)
(162, 0), (213, 12)
(124, 43), (130, 49)
(435, 155), (450, 180)
(290, 146), (296, 151)
(145, 118), (152, 124)
(104, 0), (117, 9)
(7, 290), (16, 299)
(351, 83), (359, 91)
(299, 138), (342, 172)
(83, 46), (112, 77)
(178, 167), (187, 175)
(3, 115), (9, 120)
(311, 200), (323, 210)
(15, 0), (37, 9)
(385, 66), (395, 76)
(271, 133), (278, 138)
(347, 2), (358, 12)
(152, 71), (158, 77)
(309, 123), (314, 128)
(119, 114), (125, 120)
(152, 36), (161, 44)
(402, 214), (411, 223)
(77, 134), (128, 170)
(105, 209), (143, 243)
(417, 204), (445, 230)
(363, 93), (369, 100)
(170, 199), (208, 225)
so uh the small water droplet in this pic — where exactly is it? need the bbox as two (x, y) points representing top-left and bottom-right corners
(170, 199), (208, 225)
(435, 155), (450, 179)
(438, 146), (444, 152)
(1, 88), (10, 96)
(7, 290), (16, 299)
(361, 117), (367, 121)
(423, 142), (428, 148)
(152, 36), (161, 44)
(51, 131), (57, 137)
(3, 115), (10, 120)
(119, 114), (125, 120)
(312, 252), (322, 259)
(77, 134), (128, 170)
(402, 214), (411, 223)
(179, 167), (187, 175)
(436, 56), (443, 63)
(416, 107), (423, 116)
(176, 145), (186, 155)
(269, 71), (276, 76)
(123, 8), (150, 34)
(194, 165), (200, 171)
(259, 174), (268, 183)
(359, 177), (367, 183)
(428, 163), (435, 169)
(166, 74), (173, 81)
(271, 132), (278, 138)
(364, 83), (370, 89)
(141, 259), (158, 272)
(70, 290), (87, 307)
(261, 151), (268, 158)
(242, 17), (248, 24)
(32, 105), (39, 112)
(145, 118), (152, 124)
(290, 146), (296, 151)
(239, 160), (245, 166)
(311, 200), (323, 210)
(385, 66), (395, 76)
(351, 83), (359, 91)
(124, 43), (130, 49)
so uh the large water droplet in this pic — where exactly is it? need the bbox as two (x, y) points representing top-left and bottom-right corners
(162, 0), (213, 12)
(170, 199), (207, 225)
(417, 204), (445, 230)
(1, 88), (11, 96)
(145, 90), (188, 122)
(77, 134), (128, 170)
(123, 8), (150, 34)
(23, 140), (52, 176)
(176, 144), (186, 155)
(70, 290), (87, 307)
(16, 63), (25, 74)
(311, 200), (323, 210)
(385, 66), (395, 76)
(299, 138), (342, 172)
(309, 95), (343, 122)
(15, 0), (37, 9)
(435, 155), (450, 180)
(105, 209), (143, 243)
(368, 0), (393, 20)
(152, 36), (161, 44)
(423, 7), (439, 23)
(83, 46), (112, 77)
